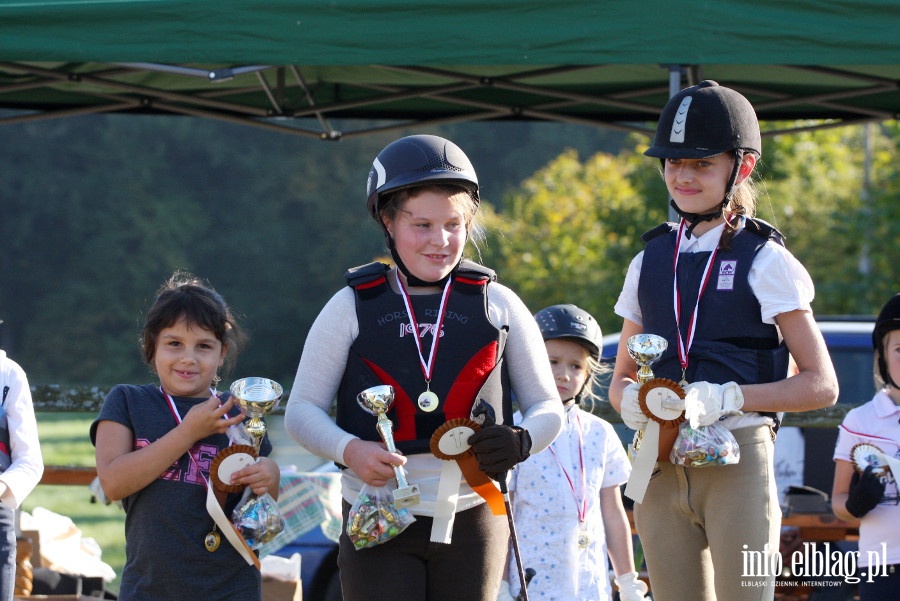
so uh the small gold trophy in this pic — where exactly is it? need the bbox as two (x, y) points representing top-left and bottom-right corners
(230, 377), (283, 452)
(626, 334), (685, 428)
(357, 385), (421, 508)
(227, 377), (285, 548)
(624, 334), (685, 504)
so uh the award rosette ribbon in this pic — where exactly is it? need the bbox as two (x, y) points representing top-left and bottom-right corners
(623, 334), (686, 504)
(851, 442), (900, 479)
(428, 418), (506, 544)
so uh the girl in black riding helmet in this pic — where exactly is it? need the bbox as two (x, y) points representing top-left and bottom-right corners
(498, 304), (648, 601)
(609, 81), (839, 601)
(284, 135), (563, 601)
(832, 293), (900, 600)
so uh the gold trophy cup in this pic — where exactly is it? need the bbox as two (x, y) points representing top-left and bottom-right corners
(357, 385), (421, 508)
(230, 377), (283, 452)
(627, 334), (668, 385)
(228, 377), (285, 548)
(623, 334), (685, 504)
(626, 334), (685, 428)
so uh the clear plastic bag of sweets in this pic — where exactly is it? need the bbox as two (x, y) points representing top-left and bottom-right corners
(671, 422), (740, 467)
(346, 484), (416, 550)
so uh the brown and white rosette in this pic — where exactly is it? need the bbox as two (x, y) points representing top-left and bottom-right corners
(210, 444), (259, 493)
(850, 442), (898, 479)
(428, 418), (505, 543)
(623, 378), (686, 504)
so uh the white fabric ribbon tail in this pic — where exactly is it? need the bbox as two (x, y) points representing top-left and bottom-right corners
(624, 421), (660, 504)
(431, 460), (462, 543)
(205, 479), (260, 568)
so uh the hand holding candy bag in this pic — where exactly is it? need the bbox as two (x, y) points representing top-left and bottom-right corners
(672, 381), (742, 467)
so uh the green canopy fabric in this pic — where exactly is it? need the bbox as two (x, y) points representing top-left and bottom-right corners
(1, 0), (898, 138)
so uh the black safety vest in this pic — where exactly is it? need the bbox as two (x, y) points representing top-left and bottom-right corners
(638, 218), (789, 389)
(336, 260), (511, 455)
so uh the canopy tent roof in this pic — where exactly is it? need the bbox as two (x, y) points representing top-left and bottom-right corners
(1, 0), (899, 139)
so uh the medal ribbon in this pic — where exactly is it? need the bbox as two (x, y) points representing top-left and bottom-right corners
(672, 218), (727, 378)
(396, 270), (452, 390)
(160, 388), (260, 568)
(548, 410), (587, 524)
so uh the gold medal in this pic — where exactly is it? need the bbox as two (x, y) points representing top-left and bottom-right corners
(204, 527), (221, 552)
(577, 530), (590, 549)
(418, 390), (439, 412)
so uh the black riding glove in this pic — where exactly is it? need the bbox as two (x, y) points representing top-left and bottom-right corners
(467, 424), (532, 477)
(845, 465), (885, 518)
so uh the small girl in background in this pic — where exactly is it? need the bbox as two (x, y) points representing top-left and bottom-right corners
(499, 304), (648, 601)
(832, 293), (900, 600)
(91, 271), (280, 601)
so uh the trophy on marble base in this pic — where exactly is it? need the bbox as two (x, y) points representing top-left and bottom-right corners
(358, 385), (421, 508)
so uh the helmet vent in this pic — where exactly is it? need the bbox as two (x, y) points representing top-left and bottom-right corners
(414, 147), (463, 174)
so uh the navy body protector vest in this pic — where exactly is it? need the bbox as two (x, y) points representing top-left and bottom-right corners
(336, 260), (512, 456)
(638, 218), (789, 422)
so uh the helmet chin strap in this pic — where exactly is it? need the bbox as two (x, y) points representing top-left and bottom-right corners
(386, 236), (454, 288)
(669, 200), (723, 238)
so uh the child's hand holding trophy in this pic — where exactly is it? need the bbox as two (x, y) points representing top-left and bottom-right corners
(210, 377), (286, 550)
(622, 334), (685, 504)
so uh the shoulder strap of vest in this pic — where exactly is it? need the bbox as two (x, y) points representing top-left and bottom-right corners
(344, 262), (391, 288)
(742, 217), (786, 247)
(641, 222), (677, 244)
(455, 259), (497, 283)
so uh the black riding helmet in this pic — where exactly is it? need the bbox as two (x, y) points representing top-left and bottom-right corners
(645, 80), (761, 235)
(367, 134), (479, 221)
(535, 304), (602, 403)
(366, 135), (480, 286)
(873, 293), (900, 388)
(535, 304), (602, 360)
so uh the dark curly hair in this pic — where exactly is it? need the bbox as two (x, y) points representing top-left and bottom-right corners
(140, 271), (246, 376)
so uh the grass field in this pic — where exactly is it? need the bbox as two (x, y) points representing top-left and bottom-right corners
(24, 413), (125, 595)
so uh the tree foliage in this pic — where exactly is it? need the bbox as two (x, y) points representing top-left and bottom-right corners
(757, 122), (899, 314)
(0, 116), (625, 385)
(479, 144), (666, 338)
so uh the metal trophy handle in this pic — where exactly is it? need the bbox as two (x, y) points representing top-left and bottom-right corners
(357, 385), (421, 508)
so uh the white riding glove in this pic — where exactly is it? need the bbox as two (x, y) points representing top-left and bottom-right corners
(614, 571), (650, 601)
(620, 382), (649, 431)
(684, 381), (744, 427)
(496, 581), (516, 601)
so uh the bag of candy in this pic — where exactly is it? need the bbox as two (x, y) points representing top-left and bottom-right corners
(346, 484), (416, 550)
(670, 422), (740, 467)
